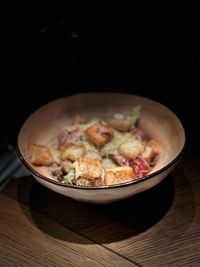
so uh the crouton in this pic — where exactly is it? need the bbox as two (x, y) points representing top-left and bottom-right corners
(60, 160), (73, 173)
(105, 166), (134, 185)
(143, 140), (160, 162)
(85, 122), (114, 147)
(28, 143), (53, 166)
(60, 143), (86, 161)
(149, 140), (160, 155)
(118, 138), (145, 159)
(107, 119), (131, 132)
(75, 157), (103, 181)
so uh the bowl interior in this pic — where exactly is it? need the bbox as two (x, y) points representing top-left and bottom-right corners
(18, 93), (185, 183)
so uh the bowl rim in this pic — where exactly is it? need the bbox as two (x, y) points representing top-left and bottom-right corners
(17, 92), (185, 190)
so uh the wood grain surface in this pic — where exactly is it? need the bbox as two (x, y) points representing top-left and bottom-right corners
(1, 154), (200, 267)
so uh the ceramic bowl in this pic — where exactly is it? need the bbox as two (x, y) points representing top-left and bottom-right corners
(17, 93), (185, 204)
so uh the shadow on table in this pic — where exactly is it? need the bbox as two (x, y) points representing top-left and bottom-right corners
(17, 174), (179, 244)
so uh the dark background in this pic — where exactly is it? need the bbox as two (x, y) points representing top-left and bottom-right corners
(2, 3), (199, 152)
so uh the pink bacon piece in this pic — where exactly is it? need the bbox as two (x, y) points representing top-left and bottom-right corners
(132, 127), (149, 141)
(113, 153), (129, 166)
(57, 126), (81, 147)
(129, 156), (150, 178)
(114, 153), (150, 179)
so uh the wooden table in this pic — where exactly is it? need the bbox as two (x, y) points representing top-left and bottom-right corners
(0, 153), (200, 267)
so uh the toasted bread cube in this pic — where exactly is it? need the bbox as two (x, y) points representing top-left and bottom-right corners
(75, 157), (103, 181)
(28, 143), (53, 166)
(149, 140), (160, 155)
(143, 140), (160, 162)
(60, 143), (86, 161)
(60, 160), (73, 173)
(107, 119), (131, 132)
(118, 138), (145, 159)
(105, 166), (134, 185)
(85, 122), (114, 147)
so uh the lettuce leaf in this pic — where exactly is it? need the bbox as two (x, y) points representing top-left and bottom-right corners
(129, 105), (141, 125)
(76, 179), (91, 186)
(63, 169), (75, 185)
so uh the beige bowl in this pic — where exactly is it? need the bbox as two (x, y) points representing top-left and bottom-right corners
(17, 93), (185, 204)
